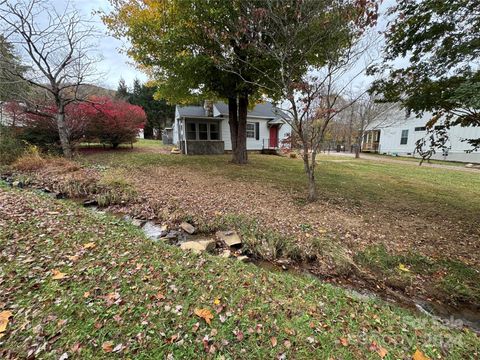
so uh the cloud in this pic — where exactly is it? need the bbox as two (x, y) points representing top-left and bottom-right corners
(64, 0), (147, 90)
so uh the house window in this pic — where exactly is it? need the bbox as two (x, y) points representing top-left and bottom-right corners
(400, 129), (409, 145)
(187, 123), (197, 140)
(374, 131), (380, 142)
(434, 125), (445, 130)
(198, 123), (208, 140)
(210, 123), (219, 140)
(246, 122), (256, 138)
(415, 126), (426, 131)
(185, 121), (220, 140)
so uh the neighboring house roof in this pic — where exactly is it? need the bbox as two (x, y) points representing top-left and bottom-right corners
(176, 101), (285, 120)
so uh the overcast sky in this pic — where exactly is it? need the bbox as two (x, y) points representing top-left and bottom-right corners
(49, 0), (394, 93)
(60, 0), (148, 90)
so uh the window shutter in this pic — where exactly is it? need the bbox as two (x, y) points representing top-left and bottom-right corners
(255, 122), (260, 140)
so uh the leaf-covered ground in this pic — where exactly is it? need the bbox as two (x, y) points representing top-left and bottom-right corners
(0, 186), (479, 359)
(4, 142), (480, 306)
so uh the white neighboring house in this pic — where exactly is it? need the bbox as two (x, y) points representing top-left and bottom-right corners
(362, 106), (480, 163)
(172, 101), (291, 155)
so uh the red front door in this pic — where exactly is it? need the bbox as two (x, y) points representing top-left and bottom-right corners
(269, 126), (278, 148)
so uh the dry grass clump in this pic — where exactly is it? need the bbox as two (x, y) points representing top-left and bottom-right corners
(12, 147), (46, 171)
(43, 156), (81, 174)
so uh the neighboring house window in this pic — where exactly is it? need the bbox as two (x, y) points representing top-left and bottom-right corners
(374, 131), (380, 142)
(187, 123), (197, 140)
(415, 126), (426, 131)
(435, 125), (445, 130)
(246, 122), (256, 138)
(400, 129), (409, 145)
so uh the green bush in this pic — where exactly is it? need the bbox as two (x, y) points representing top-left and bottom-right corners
(0, 125), (25, 165)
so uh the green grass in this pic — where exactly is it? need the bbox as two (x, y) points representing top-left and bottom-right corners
(79, 139), (169, 150)
(355, 245), (480, 304)
(81, 151), (480, 223)
(368, 153), (478, 167)
(1, 186), (479, 358)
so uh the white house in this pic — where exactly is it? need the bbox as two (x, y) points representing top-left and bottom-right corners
(362, 106), (480, 163)
(172, 101), (291, 155)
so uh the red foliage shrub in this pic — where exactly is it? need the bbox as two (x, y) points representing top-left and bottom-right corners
(4, 97), (146, 150)
(74, 97), (146, 148)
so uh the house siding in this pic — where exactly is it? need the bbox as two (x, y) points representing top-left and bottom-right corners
(174, 103), (292, 153)
(372, 113), (480, 163)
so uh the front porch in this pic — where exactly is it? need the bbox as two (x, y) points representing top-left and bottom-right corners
(180, 140), (224, 155)
(362, 130), (380, 153)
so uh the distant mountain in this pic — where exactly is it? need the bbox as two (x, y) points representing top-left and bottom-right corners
(26, 83), (116, 103)
(76, 84), (116, 99)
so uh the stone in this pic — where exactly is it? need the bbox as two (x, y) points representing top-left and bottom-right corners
(236, 255), (249, 262)
(219, 249), (231, 258)
(143, 221), (168, 240)
(216, 230), (242, 247)
(465, 163), (474, 168)
(180, 222), (195, 234)
(171, 148), (182, 154)
(83, 199), (98, 207)
(12, 180), (23, 188)
(180, 240), (216, 254)
(131, 218), (146, 227)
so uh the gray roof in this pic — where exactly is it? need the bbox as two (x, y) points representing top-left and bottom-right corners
(177, 101), (284, 119)
(177, 105), (208, 117)
(214, 101), (280, 118)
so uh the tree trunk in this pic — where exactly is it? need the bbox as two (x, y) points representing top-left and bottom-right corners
(302, 141), (317, 202)
(235, 93), (248, 164)
(228, 97), (238, 155)
(228, 94), (248, 164)
(56, 105), (72, 158)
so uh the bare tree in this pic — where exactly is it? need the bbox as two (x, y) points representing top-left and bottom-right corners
(0, 0), (101, 158)
(352, 94), (398, 159)
(272, 33), (382, 201)
(214, 0), (379, 201)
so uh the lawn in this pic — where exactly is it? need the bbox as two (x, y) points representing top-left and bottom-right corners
(81, 142), (480, 224)
(3, 141), (480, 316)
(1, 185), (479, 359)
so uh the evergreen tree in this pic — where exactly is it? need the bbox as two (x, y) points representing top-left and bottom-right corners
(0, 34), (28, 101)
(128, 79), (175, 139)
(115, 78), (130, 100)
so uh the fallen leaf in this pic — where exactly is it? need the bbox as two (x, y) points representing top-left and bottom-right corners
(102, 341), (114, 353)
(340, 337), (348, 346)
(82, 242), (96, 250)
(413, 349), (431, 360)
(213, 298), (221, 305)
(112, 343), (123, 353)
(235, 330), (244, 341)
(398, 264), (411, 272)
(67, 255), (79, 262)
(194, 308), (213, 325)
(284, 340), (291, 349)
(270, 337), (277, 347)
(83, 291), (90, 298)
(0, 311), (13, 333)
(155, 292), (165, 300)
(51, 269), (67, 280)
(71, 342), (81, 353)
(377, 346), (388, 358)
